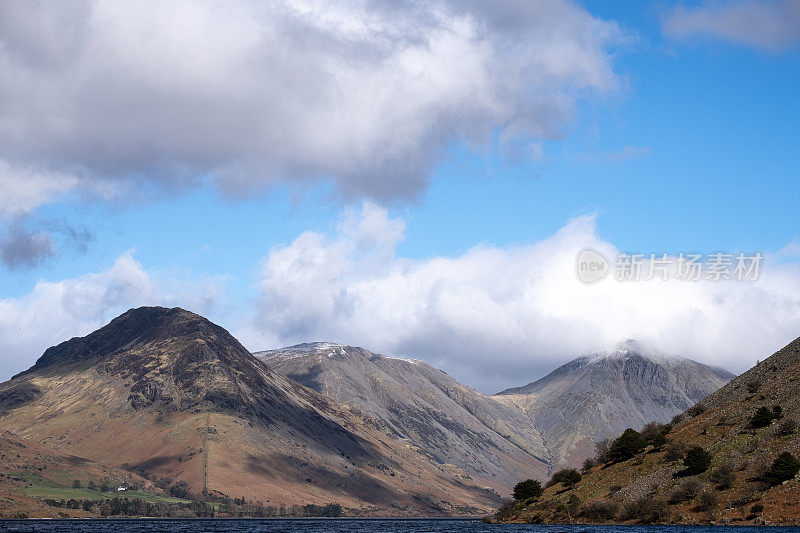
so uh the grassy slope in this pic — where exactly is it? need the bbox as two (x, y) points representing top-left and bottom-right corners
(496, 336), (800, 526)
(0, 431), (185, 518)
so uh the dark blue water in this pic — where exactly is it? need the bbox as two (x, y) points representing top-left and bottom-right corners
(1, 520), (799, 533)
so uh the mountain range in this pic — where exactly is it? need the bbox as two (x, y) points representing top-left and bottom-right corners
(257, 339), (733, 482)
(0, 307), (499, 516)
(0, 306), (737, 517)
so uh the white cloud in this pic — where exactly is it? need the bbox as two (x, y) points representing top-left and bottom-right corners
(663, 0), (800, 51)
(0, 160), (78, 218)
(248, 203), (800, 393)
(0, 0), (622, 210)
(0, 253), (223, 379)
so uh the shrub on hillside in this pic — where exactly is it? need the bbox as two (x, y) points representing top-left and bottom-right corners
(594, 438), (612, 464)
(664, 441), (687, 463)
(687, 404), (707, 418)
(513, 479), (543, 501)
(493, 500), (519, 522)
(582, 458), (596, 472)
(640, 421), (671, 448)
(751, 407), (776, 428)
(776, 419), (797, 436)
(546, 469), (582, 488)
(709, 460), (737, 490)
(694, 489), (719, 512)
(675, 446), (712, 477)
(746, 380), (762, 394)
(763, 452), (800, 486)
(668, 479), (703, 504)
(566, 494), (581, 514)
(610, 429), (646, 462)
(579, 500), (619, 521)
(620, 496), (669, 524)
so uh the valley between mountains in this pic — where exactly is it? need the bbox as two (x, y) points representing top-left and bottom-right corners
(0, 306), (734, 518)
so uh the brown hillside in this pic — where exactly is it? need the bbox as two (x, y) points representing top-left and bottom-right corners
(0, 431), (159, 518)
(0, 307), (500, 516)
(494, 335), (800, 526)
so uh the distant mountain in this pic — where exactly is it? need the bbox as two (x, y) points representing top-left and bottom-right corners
(495, 335), (800, 525)
(256, 343), (549, 494)
(0, 307), (501, 516)
(496, 340), (735, 469)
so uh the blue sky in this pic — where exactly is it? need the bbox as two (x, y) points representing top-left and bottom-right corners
(1, 0), (799, 391)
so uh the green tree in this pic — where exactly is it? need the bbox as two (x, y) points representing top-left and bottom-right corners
(609, 429), (646, 461)
(513, 479), (543, 501)
(72, 479), (82, 489)
(547, 468), (582, 488)
(676, 446), (712, 477)
(751, 407), (775, 428)
(764, 452), (800, 486)
(640, 421), (671, 448)
(322, 503), (342, 517)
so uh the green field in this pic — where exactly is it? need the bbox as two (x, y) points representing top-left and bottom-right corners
(16, 471), (192, 505)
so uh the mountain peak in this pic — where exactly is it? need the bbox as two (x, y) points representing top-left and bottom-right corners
(26, 306), (244, 375)
(496, 343), (735, 468)
(613, 338), (644, 353)
(256, 342), (428, 367)
(257, 342), (356, 362)
(584, 338), (669, 363)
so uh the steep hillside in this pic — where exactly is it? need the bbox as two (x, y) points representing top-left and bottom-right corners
(0, 431), (165, 519)
(495, 336), (800, 526)
(257, 343), (549, 493)
(496, 340), (734, 469)
(0, 307), (500, 516)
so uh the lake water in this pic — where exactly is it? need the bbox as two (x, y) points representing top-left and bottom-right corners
(1, 520), (799, 533)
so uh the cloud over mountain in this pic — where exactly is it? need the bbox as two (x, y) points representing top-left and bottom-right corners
(248, 203), (800, 392)
(0, 254), (221, 378)
(4, 204), (800, 393)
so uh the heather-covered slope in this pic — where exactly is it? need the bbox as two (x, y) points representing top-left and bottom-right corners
(256, 343), (549, 493)
(0, 307), (500, 516)
(495, 336), (800, 526)
(495, 340), (734, 469)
